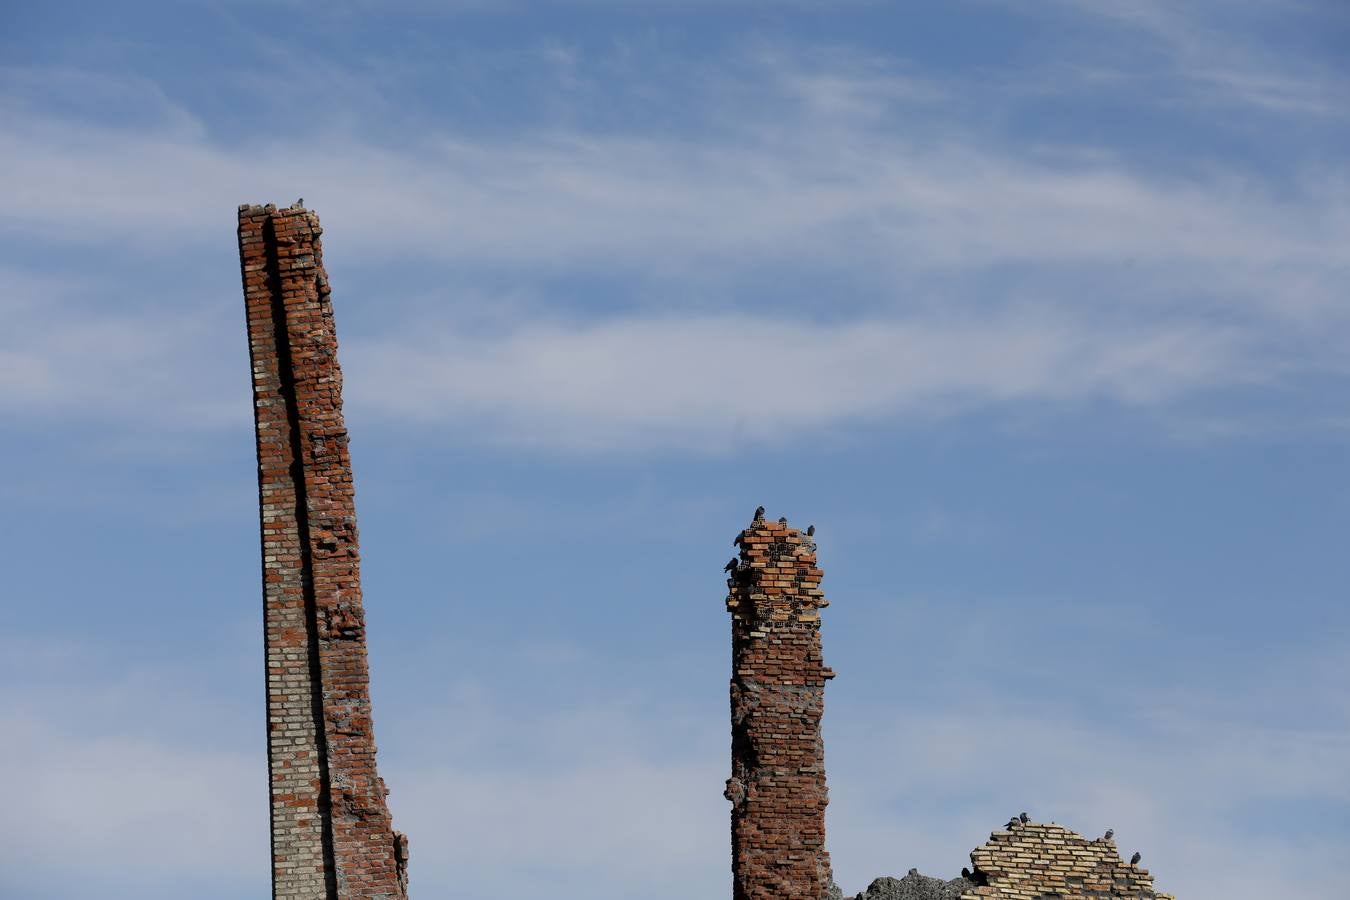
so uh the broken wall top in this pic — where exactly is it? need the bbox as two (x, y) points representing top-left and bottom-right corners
(961, 821), (1173, 900)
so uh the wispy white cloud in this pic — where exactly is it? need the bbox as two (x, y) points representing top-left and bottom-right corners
(0, 64), (208, 137)
(1, 44), (1346, 452)
(746, 43), (944, 123)
(344, 311), (1255, 451)
(1032, 0), (1349, 116)
(0, 266), (246, 430)
(2, 99), (1344, 273)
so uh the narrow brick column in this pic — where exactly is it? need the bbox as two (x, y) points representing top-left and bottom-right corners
(239, 203), (408, 900)
(725, 511), (835, 900)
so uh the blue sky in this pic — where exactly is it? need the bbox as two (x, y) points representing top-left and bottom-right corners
(2, 1), (1348, 898)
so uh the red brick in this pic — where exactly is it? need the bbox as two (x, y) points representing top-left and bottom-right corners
(238, 202), (408, 900)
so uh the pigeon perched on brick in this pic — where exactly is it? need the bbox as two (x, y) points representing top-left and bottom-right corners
(1130, 852), (1142, 865)
(961, 867), (972, 879)
(778, 516), (788, 523)
(296, 197), (304, 207)
(1104, 829), (1114, 841)
(1006, 818), (1020, 829)
(807, 524), (815, 536)
(754, 505), (765, 521)
(724, 558), (738, 573)
(1019, 811), (1029, 824)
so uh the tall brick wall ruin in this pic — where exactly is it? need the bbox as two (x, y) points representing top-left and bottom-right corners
(231, 204), (1171, 900)
(239, 203), (408, 900)
(725, 510), (836, 900)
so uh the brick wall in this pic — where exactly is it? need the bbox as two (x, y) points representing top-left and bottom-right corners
(960, 820), (1173, 900)
(725, 511), (836, 900)
(239, 203), (408, 900)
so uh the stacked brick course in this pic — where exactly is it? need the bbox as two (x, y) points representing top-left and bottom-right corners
(725, 511), (836, 900)
(238, 203), (407, 900)
(959, 821), (1173, 900)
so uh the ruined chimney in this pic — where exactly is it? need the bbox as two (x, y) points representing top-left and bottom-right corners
(725, 513), (836, 900)
(238, 203), (408, 900)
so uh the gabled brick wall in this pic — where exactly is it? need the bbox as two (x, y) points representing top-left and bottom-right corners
(239, 203), (408, 900)
(725, 512), (836, 900)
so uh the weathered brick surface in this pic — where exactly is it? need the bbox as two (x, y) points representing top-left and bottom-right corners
(725, 512), (836, 900)
(239, 202), (407, 900)
(959, 821), (1173, 900)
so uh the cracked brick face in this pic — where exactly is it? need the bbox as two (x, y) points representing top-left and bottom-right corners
(726, 516), (836, 900)
(239, 204), (407, 900)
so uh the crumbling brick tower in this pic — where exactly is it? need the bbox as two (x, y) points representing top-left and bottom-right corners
(725, 510), (836, 900)
(238, 203), (408, 900)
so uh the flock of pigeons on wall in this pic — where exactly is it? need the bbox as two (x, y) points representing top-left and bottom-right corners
(988, 814), (1142, 867)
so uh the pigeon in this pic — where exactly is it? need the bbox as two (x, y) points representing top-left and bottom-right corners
(1130, 852), (1142, 866)
(1104, 829), (1114, 841)
(778, 516), (788, 524)
(1006, 818), (1020, 829)
(296, 197), (304, 207)
(961, 868), (972, 880)
(754, 505), (765, 521)
(733, 530), (745, 546)
(806, 524), (815, 536)
(1019, 812), (1029, 824)
(724, 558), (738, 573)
